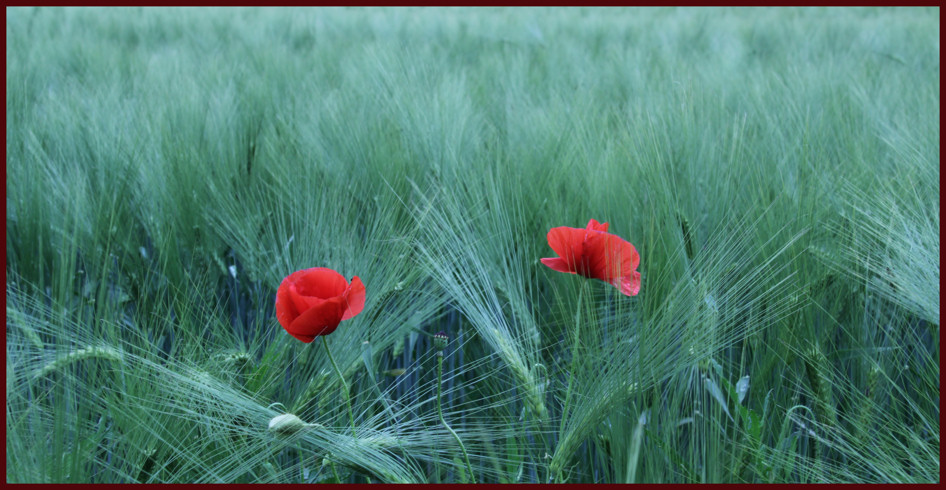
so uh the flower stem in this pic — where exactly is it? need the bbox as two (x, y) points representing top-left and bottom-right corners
(298, 443), (305, 482)
(328, 456), (341, 483)
(322, 336), (356, 439)
(437, 351), (476, 483)
(556, 282), (586, 482)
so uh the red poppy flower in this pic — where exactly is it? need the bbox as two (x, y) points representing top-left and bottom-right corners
(275, 267), (366, 343)
(540, 219), (641, 296)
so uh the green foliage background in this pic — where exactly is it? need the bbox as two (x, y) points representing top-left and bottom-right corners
(6, 7), (939, 483)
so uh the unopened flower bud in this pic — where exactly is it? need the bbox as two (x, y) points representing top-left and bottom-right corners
(268, 413), (306, 435)
(433, 331), (448, 351)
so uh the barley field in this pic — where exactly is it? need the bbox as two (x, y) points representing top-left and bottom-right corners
(5, 7), (939, 483)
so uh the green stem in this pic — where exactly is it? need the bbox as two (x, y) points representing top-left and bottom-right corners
(298, 443), (305, 483)
(556, 282), (586, 482)
(437, 352), (476, 483)
(328, 457), (341, 483)
(322, 336), (356, 439)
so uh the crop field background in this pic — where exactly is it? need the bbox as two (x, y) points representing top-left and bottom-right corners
(5, 7), (940, 483)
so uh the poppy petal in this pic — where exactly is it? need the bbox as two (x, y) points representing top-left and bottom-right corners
(540, 257), (575, 274)
(342, 276), (366, 321)
(275, 276), (300, 329)
(287, 268), (350, 315)
(611, 271), (641, 296)
(586, 219), (609, 232)
(285, 296), (347, 342)
(583, 231), (637, 281)
(291, 267), (349, 299)
(609, 235), (640, 275)
(546, 226), (587, 267)
(285, 331), (316, 343)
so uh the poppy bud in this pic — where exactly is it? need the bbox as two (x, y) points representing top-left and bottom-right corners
(433, 331), (448, 351)
(268, 413), (306, 435)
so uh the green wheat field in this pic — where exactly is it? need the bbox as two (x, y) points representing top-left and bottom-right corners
(5, 7), (939, 483)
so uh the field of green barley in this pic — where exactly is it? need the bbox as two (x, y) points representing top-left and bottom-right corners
(5, 6), (940, 483)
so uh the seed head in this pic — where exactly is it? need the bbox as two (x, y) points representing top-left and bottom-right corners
(268, 413), (306, 435)
(433, 331), (449, 351)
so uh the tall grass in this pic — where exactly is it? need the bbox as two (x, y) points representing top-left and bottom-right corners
(6, 7), (939, 483)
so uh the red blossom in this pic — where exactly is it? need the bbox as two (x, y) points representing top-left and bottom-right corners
(275, 267), (366, 342)
(540, 219), (641, 296)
